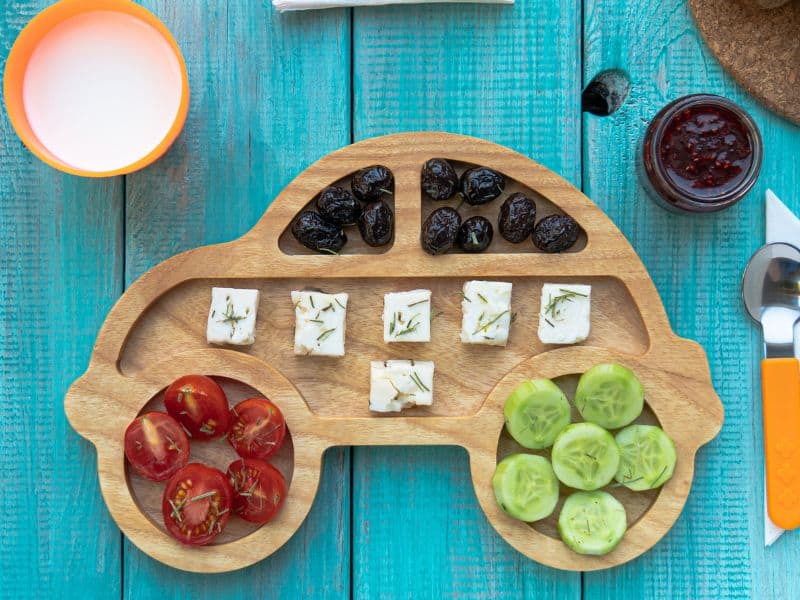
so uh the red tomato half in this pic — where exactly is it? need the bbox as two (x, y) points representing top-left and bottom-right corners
(124, 411), (189, 481)
(164, 375), (231, 440)
(227, 458), (287, 524)
(227, 398), (286, 460)
(162, 463), (233, 546)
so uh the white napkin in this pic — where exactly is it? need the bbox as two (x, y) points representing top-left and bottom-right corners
(763, 189), (800, 546)
(273, 0), (512, 11)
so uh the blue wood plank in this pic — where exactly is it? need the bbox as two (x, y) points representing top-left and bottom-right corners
(583, 0), (800, 596)
(351, 3), (582, 598)
(0, 3), (124, 597)
(122, 2), (352, 597)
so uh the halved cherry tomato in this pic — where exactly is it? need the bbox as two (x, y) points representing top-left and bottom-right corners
(227, 398), (286, 460)
(164, 375), (231, 440)
(124, 411), (189, 481)
(162, 463), (233, 546)
(226, 458), (287, 524)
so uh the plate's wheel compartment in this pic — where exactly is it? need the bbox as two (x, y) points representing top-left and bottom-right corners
(466, 344), (722, 571)
(65, 349), (329, 574)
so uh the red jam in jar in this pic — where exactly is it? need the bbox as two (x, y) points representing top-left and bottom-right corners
(641, 95), (762, 213)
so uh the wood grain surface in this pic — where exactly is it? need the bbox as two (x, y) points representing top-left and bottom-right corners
(2, 0), (798, 596)
(0, 2), (123, 597)
(350, 3), (586, 596)
(121, 1), (352, 596)
(63, 132), (721, 573)
(583, 0), (800, 597)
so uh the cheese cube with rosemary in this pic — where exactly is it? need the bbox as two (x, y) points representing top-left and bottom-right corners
(369, 360), (434, 412)
(207, 287), (260, 346)
(292, 290), (348, 356)
(460, 280), (513, 346)
(383, 289), (432, 343)
(538, 283), (591, 345)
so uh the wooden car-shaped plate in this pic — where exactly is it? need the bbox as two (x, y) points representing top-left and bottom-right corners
(65, 132), (723, 573)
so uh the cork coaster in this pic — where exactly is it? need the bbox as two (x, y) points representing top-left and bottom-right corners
(689, 0), (800, 125)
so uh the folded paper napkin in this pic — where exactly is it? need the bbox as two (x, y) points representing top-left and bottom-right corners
(274, 0), (512, 11)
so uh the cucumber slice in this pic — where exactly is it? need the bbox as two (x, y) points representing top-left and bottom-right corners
(551, 422), (620, 490)
(558, 491), (627, 555)
(614, 424), (677, 490)
(503, 379), (572, 450)
(492, 454), (560, 522)
(574, 363), (644, 429)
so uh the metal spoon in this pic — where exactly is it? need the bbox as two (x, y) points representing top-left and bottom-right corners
(743, 242), (800, 357)
(742, 242), (800, 530)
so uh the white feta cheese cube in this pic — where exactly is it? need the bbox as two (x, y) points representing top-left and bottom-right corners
(383, 289), (432, 343)
(538, 283), (591, 345)
(207, 287), (260, 346)
(292, 290), (348, 356)
(369, 360), (434, 412)
(460, 280), (513, 346)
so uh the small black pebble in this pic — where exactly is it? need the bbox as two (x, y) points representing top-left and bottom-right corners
(582, 69), (631, 117)
(458, 216), (493, 253)
(291, 211), (347, 254)
(421, 207), (462, 255)
(532, 214), (580, 253)
(421, 158), (459, 200)
(316, 186), (361, 226)
(352, 165), (394, 202)
(358, 200), (394, 246)
(460, 167), (505, 205)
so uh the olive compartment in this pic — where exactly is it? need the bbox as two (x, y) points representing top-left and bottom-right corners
(420, 159), (587, 255)
(279, 166), (396, 256)
(279, 159), (586, 256)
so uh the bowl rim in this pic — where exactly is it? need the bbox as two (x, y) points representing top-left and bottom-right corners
(2, 0), (190, 178)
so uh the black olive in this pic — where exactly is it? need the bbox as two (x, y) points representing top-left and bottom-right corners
(457, 216), (493, 253)
(421, 207), (461, 255)
(351, 165), (394, 202)
(421, 158), (459, 200)
(532, 214), (580, 253)
(498, 192), (537, 243)
(460, 167), (505, 205)
(291, 211), (347, 254)
(316, 186), (361, 226)
(358, 200), (394, 246)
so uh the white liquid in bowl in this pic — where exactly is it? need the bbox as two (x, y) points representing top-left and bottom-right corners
(22, 10), (183, 173)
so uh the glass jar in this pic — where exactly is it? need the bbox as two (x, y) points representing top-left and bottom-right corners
(639, 94), (763, 213)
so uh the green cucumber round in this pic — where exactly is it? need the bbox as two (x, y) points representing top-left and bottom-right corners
(503, 379), (572, 450)
(492, 453), (560, 522)
(614, 424), (677, 490)
(551, 422), (620, 490)
(558, 490), (627, 555)
(574, 363), (644, 429)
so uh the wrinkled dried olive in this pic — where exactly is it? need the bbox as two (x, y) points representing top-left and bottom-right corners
(316, 186), (361, 226)
(457, 216), (493, 253)
(358, 200), (394, 247)
(291, 211), (347, 254)
(421, 158), (459, 200)
(460, 167), (505, 205)
(498, 192), (537, 243)
(351, 165), (394, 202)
(532, 214), (580, 253)
(420, 207), (461, 255)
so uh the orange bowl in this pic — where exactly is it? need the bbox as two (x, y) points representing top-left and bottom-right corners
(3, 0), (189, 177)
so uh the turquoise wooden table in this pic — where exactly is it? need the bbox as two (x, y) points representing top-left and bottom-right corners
(1, 0), (798, 597)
